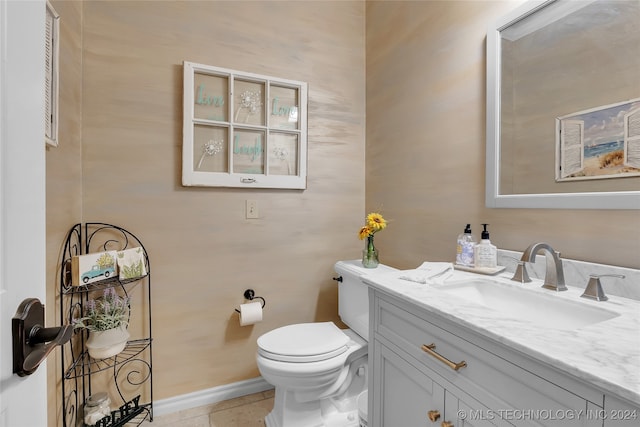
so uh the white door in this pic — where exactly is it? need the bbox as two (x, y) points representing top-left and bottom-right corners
(0, 0), (48, 426)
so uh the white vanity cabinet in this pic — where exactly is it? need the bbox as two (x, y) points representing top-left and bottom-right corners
(603, 395), (640, 427)
(369, 288), (605, 427)
(373, 340), (504, 427)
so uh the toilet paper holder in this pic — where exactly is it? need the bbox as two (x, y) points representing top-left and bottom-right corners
(235, 289), (266, 313)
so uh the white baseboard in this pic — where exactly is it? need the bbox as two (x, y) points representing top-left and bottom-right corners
(152, 376), (274, 417)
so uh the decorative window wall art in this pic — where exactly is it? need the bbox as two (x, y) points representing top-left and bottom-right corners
(182, 62), (308, 189)
(556, 98), (640, 182)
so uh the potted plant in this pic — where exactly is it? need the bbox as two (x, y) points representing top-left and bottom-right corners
(74, 287), (131, 359)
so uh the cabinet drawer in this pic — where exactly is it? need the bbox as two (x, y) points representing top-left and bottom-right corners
(374, 295), (601, 427)
(372, 340), (512, 427)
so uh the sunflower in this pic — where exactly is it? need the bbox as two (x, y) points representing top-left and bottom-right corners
(358, 212), (388, 239)
(366, 212), (387, 231)
(358, 226), (373, 240)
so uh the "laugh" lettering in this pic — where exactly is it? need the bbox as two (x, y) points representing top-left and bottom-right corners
(234, 134), (262, 162)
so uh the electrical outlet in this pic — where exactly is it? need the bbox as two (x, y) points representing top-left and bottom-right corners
(246, 200), (259, 219)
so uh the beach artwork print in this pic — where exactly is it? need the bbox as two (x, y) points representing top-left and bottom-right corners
(556, 98), (640, 182)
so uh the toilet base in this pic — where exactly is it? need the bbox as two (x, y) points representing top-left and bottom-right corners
(265, 410), (360, 427)
(265, 391), (361, 427)
(264, 353), (367, 427)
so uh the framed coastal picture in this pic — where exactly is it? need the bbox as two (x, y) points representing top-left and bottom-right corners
(556, 98), (640, 182)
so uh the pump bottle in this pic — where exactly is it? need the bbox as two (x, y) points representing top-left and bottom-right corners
(456, 224), (476, 267)
(474, 224), (497, 269)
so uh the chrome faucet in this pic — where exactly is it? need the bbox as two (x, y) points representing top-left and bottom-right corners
(505, 256), (531, 283)
(520, 243), (568, 291)
(580, 274), (625, 301)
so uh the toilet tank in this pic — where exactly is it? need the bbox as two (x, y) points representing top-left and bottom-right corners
(334, 260), (397, 341)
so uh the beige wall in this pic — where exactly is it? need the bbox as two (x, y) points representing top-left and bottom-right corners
(46, 0), (83, 424)
(366, 0), (639, 271)
(47, 0), (365, 417)
(46, 0), (639, 424)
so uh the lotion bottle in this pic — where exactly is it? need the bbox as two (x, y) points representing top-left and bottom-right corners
(474, 224), (497, 269)
(456, 224), (476, 267)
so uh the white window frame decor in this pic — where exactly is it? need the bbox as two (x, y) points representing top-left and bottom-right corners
(558, 119), (584, 179)
(624, 108), (640, 169)
(182, 61), (308, 189)
(45, 0), (59, 147)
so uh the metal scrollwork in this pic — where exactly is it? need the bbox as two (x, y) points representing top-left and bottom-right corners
(60, 223), (153, 426)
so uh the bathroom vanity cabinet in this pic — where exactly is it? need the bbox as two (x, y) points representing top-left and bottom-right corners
(373, 340), (507, 427)
(602, 396), (640, 427)
(369, 288), (608, 427)
(59, 223), (153, 427)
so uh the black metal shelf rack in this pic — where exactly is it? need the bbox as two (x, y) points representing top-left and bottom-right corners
(60, 223), (153, 427)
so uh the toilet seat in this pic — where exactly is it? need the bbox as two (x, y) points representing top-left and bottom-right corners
(257, 322), (350, 363)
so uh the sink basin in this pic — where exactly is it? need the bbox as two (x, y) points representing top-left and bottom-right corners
(435, 278), (619, 330)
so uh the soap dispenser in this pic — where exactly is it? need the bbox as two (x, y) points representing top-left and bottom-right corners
(456, 224), (476, 267)
(474, 224), (497, 269)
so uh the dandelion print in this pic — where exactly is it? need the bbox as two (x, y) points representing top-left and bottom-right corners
(197, 139), (224, 169)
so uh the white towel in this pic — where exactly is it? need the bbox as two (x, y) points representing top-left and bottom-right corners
(398, 262), (454, 285)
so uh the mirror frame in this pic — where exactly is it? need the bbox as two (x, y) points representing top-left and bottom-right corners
(486, 0), (640, 210)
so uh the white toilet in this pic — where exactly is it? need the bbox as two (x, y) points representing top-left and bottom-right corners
(256, 260), (395, 427)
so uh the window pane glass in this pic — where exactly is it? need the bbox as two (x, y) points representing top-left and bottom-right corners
(193, 125), (228, 172)
(193, 73), (228, 122)
(234, 80), (265, 126)
(269, 133), (298, 176)
(269, 85), (299, 130)
(233, 129), (265, 174)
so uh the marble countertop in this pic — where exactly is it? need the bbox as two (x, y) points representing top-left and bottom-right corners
(361, 266), (640, 406)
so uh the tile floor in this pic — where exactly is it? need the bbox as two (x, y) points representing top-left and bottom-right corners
(141, 389), (274, 427)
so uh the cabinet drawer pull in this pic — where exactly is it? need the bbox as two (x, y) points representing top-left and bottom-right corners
(428, 410), (441, 422)
(421, 343), (467, 371)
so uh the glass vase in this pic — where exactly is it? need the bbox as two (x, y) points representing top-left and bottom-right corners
(362, 236), (379, 268)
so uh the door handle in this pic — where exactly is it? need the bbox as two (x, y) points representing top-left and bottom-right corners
(12, 298), (73, 376)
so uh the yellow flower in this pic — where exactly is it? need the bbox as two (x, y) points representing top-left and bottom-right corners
(366, 212), (387, 231)
(358, 212), (387, 239)
(358, 226), (373, 240)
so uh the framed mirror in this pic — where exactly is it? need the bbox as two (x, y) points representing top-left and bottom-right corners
(486, 0), (640, 209)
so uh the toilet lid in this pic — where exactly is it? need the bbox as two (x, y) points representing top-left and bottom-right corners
(257, 322), (350, 362)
